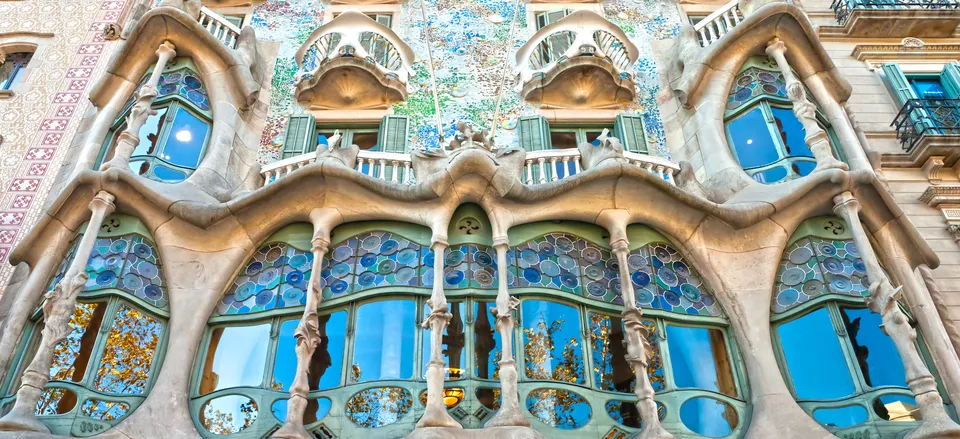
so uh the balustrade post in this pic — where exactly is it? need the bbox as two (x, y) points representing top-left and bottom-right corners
(549, 158), (559, 181)
(525, 160), (533, 185)
(485, 239), (531, 428)
(391, 160), (399, 182)
(766, 39), (848, 173)
(573, 157), (581, 174)
(537, 158), (547, 184)
(833, 192), (960, 438)
(560, 157), (570, 179)
(101, 42), (176, 171)
(378, 159), (387, 180)
(0, 191), (116, 433)
(655, 165), (665, 181)
(417, 236), (462, 428)
(403, 162), (412, 184)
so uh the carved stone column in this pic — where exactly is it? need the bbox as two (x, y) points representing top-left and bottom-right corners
(765, 39), (848, 174)
(612, 238), (673, 439)
(100, 41), (176, 172)
(833, 192), (960, 439)
(0, 191), (116, 433)
(416, 236), (461, 428)
(273, 236), (330, 439)
(485, 238), (530, 428)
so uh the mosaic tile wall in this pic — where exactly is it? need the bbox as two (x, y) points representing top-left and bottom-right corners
(249, 0), (682, 161)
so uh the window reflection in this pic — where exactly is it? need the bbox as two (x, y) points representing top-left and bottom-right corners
(94, 304), (163, 394)
(199, 395), (258, 435)
(727, 108), (780, 168)
(165, 108), (208, 168)
(588, 312), (664, 394)
(778, 308), (855, 399)
(49, 302), (105, 385)
(521, 300), (585, 384)
(679, 397), (737, 438)
(666, 325), (737, 397)
(875, 394), (921, 422)
(352, 300), (415, 383)
(526, 388), (592, 429)
(474, 301), (504, 380)
(273, 311), (346, 392)
(770, 107), (813, 159)
(422, 301), (465, 380)
(200, 324), (270, 395)
(840, 307), (906, 388)
(131, 108), (168, 159)
(813, 405), (868, 428)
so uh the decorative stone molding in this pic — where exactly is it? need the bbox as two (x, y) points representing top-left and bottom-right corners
(919, 185), (960, 207)
(903, 37), (925, 48)
(852, 43), (960, 69)
(102, 23), (122, 40)
(922, 156), (946, 185)
(819, 7), (960, 39)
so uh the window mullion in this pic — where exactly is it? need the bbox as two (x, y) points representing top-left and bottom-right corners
(342, 302), (358, 386)
(827, 302), (868, 394)
(579, 303), (595, 390)
(761, 102), (789, 160)
(155, 101), (179, 158)
(263, 315), (283, 391)
(657, 317), (676, 392)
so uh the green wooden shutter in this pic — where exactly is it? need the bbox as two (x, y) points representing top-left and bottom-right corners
(614, 114), (647, 154)
(518, 115), (551, 152)
(882, 63), (919, 106)
(378, 115), (409, 153)
(940, 62), (960, 99)
(281, 114), (317, 159)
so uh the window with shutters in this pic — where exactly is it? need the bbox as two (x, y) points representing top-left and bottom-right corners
(533, 10), (573, 67)
(97, 58), (212, 184)
(724, 57), (842, 184)
(884, 62), (960, 152)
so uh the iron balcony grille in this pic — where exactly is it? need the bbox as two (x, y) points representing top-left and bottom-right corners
(891, 98), (960, 152)
(830, 0), (960, 24)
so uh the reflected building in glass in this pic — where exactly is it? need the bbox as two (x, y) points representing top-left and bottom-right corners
(0, 0), (959, 439)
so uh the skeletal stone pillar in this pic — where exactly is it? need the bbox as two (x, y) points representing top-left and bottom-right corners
(765, 39), (848, 174)
(833, 192), (960, 439)
(485, 238), (530, 428)
(100, 41), (176, 172)
(612, 238), (673, 439)
(0, 191), (116, 433)
(416, 236), (461, 428)
(274, 236), (330, 439)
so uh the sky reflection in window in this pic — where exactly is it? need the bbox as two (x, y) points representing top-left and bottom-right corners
(840, 307), (906, 388)
(771, 107), (813, 158)
(166, 108), (208, 168)
(474, 301), (505, 380)
(352, 300), (415, 383)
(201, 324), (270, 394)
(273, 311), (346, 392)
(666, 325), (737, 397)
(522, 300), (585, 384)
(778, 308), (854, 399)
(727, 108), (779, 168)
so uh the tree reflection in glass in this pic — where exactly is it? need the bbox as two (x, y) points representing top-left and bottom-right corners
(521, 300), (584, 384)
(273, 311), (347, 392)
(666, 325), (737, 397)
(40, 302), (105, 415)
(778, 308), (855, 399)
(345, 387), (413, 428)
(199, 324), (270, 395)
(94, 305), (163, 395)
(351, 300), (415, 383)
(474, 301), (503, 380)
(422, 302), (465, 380)
(588, 312), (664, 394)
(199, 394), (258, 435)
(526, 388), (591, 429)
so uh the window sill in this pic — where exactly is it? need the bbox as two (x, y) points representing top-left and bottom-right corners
(0, 90), (14, 100)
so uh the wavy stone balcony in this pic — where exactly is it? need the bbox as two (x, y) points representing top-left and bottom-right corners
(198, 7), (243, 49)
(513, 10), (639, 109)
(826, 0), (960, 37)
(294, 11), (414, 110)
(693, 0), (744, 47)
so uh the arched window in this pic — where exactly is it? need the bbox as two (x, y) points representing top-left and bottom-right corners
(196, 220), (747, 438)
(771, 216), (950, 436)
(0, 215), (169, 436)
(0, 51), (32, 91)
(97, 58), (212, 183)
(724, 57), (841, 184)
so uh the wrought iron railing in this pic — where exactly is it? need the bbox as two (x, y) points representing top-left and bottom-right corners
(831, 0), (960, 24)
(891, 98), (960, 152)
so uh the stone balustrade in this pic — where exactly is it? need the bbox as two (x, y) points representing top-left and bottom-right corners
(693, 0), (743, 47)
(198, 7), (242, 49)
(261, 150), (415, 186)
(522, 148), (679, 185)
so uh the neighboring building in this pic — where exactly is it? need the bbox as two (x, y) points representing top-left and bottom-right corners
(0, 0), (957, 437)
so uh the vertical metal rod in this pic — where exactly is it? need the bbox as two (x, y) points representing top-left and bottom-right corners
(418, 0), (445, 146)
(491, 0), (523, 140)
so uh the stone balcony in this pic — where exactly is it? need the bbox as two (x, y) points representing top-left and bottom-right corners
(197, 6), (243, 49)
(513, 10), (639, 109)
(824, 0), (960, 38)
(294, 11), (414, 110)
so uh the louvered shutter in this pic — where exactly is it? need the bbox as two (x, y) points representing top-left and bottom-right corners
(614, 114), (647, 153)
(378, 115), (409, 153)
(281, 114), (317, 159)
(518, 115), (551, 152)
(940, 62), (960, 99)
(882, 63), (919, 106)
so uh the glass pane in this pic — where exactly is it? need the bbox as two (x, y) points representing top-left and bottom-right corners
(585, 130), (608, 146)
(813, 405), (868, 428)
(129, 160), (150, 177)
(94, 304), (163, 394)
(36, 387), (78, 416)
(81, 399), (130, 421)
(272, 397), (331, 425)
(910, 78), (947, 99)
(131, 107), (168, 158)
(164, 108), (208, 168)
(875, 394), (921, 421)
(477, 388), (501, 411)
(727, 107), (780, 168)
(550, 131), (578, 149)
(345, 387), (412, 428)
(422, 301), (466, 380)
(352, 300), (415, 382)
(605, 400), (665, 428)
(588, 312), (664, 393)
(352, 132), (378, 151)
(199, 324), (271, 395)
(50, 302), (106, 383)
(840, 307), (907, 388)
(526, 388), (591, 429)
(752, 166), (788, 184)
(474, 301), (506, 379)
(679, 397), (738, 437)
(666, 325), (737, 397)
(152, 165), (186, 182)
(273, 311), (347, 392)
(778, 308), (855, 399)
(792, 160), (816, 177)
(771, 107), (813, 158)
(521, 300), (585, 384)
(199, 395), (258, 435)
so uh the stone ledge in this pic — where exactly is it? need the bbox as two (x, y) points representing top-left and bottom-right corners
(406, 426), (547, 439)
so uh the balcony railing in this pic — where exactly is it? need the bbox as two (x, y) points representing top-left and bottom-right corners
(693, 0), (743, 48)
(831, 0), (960, 24)
(261, 150), (415, 187)
(892, 98), (960, 152)
(198, 7), (242, 49)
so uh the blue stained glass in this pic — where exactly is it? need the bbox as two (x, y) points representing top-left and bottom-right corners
(219, 243), (313, 315)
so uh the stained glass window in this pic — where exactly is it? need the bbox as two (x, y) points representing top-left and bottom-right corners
(726, 67), (787, 111)
(773, 236), (867, 313)
(217, 242), (314, 315)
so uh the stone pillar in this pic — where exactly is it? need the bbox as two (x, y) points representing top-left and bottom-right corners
(765, 39), (848, 174)
(100, 41), (176, 172)
(416, 236), (461, 428)
(0, 191), (116, 433)
(485, 238), (530, 428)
(833, 191), (960, 439)
(612, 238), (673, 439)
(273, 236), (330, 439)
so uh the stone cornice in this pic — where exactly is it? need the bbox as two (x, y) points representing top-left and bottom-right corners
(920, 184), (960, 207)
(851, 42), (960, 68)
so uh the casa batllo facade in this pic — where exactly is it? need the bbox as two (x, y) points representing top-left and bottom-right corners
(0, 0), (958, 437)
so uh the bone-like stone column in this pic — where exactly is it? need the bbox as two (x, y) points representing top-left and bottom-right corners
(765, 39), (848, 174)
(100, 41), (176, 172)
(485, 238), (530, 428)
(0, 191), (116, 433)
(416, 236), (461, 428)
(612, 238), (673, 439)
(833, 192), (960, 439)
(273, 235), (330, 439)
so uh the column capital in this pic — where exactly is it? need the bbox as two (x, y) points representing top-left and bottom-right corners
(492, 236), (509, 248)
(833, 191), (861, 215)
(157, 40), (177, 58)
(90, 191), (116, 214)
(311, 236), (329, 254)
(610, 238), (630, 254)
(765, 37), (787, 57)
(431, 234), (448, 250)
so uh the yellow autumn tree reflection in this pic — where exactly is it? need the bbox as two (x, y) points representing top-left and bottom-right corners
(345, 387), (413, 428)
(94, 305), (162, 394)
(588, 313), (665, 393)
(200, 397), (258, 435)
(522, 306), (587, 428)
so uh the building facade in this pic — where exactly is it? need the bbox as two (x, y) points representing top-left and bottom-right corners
(0, 0), (958, 438)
